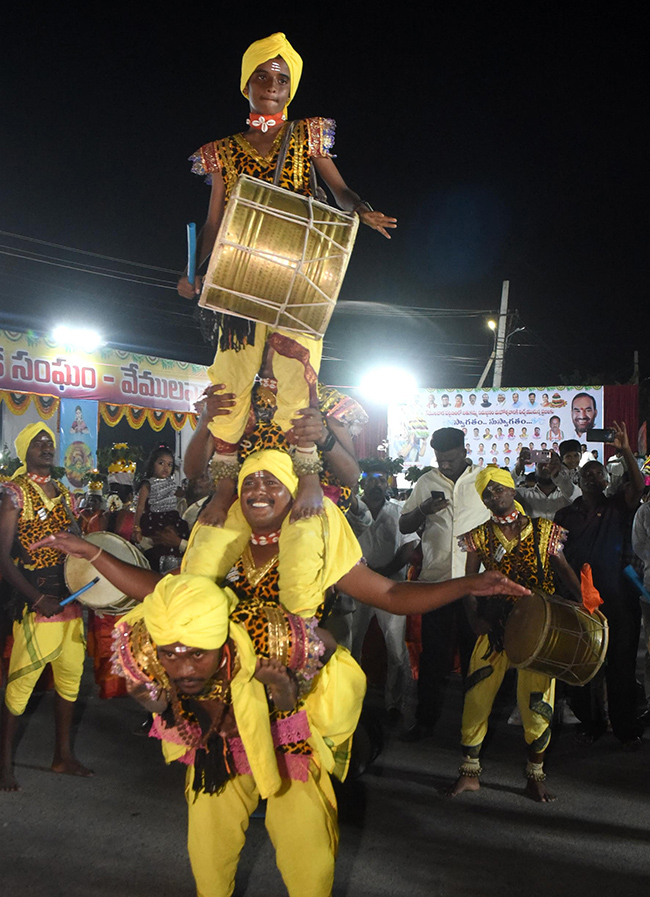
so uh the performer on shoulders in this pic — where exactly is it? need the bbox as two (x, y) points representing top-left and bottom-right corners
(177, 32), (396, 526)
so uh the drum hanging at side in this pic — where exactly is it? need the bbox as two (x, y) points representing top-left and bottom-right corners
(64, 531), (150, 616)
(199, 175), (359, 337)
(503, 590), (608, 686)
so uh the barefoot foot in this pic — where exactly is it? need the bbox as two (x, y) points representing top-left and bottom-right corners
(290, 474), (323, 522)
(254, 658), (298, 711)
(0, 767), (20, 792)
(51, 756), (94, 778)
(444, 774), (481, 797)
(525, 778), (556, 802)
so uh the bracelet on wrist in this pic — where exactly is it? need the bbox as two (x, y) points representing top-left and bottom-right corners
(319, 427), (337, 453)
(353, 200), (374, 216)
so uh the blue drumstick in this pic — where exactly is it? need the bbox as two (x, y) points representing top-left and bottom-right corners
(187, 222), (197, 284)
(59, 576), (101, 607)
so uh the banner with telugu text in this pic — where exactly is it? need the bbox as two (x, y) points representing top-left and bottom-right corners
(388, 386), (606, 471)
(0, 330), (209, 413)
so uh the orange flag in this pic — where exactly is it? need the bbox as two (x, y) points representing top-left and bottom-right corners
(581, 563), (603, 614)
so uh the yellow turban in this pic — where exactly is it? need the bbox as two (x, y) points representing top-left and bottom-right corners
(239, 449), (299, 498)
(13, 422), (57, 478)
(240, 32), (303, 116)
(475, 466), (525, 514)
(139, 573), (230, 650)
(475, 466), (516, 497)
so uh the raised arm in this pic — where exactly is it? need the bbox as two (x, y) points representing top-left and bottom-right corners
(312, 156), (397, 240)
(336, 562), (530, 616)
(610, 421), (644, 509)
(183, 386), (237, 479)
(290, 408), (360, 489)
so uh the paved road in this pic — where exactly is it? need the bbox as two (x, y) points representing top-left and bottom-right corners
(2, 664), (650, 896)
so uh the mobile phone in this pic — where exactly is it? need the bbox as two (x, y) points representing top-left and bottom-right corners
(430, 490), (445, 502)
(586, 428), (616, 443)
(530, 450), (551, 464)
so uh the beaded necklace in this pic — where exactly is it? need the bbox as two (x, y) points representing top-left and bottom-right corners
(246, 111), (286, 132)
(28, 472), (52, 485)
(250, 530), (280, 546)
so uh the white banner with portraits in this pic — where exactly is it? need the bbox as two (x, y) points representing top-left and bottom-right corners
(388, 386), (605, 471)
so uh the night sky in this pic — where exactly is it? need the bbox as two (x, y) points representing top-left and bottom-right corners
(1, 6), (646, 391)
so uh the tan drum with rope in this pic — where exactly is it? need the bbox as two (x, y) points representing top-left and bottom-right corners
(503, 590), (608, 686)
(199, 174), (359, 337)
(64, 531), (150, 615)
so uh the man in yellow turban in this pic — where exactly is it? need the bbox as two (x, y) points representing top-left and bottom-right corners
(440, 465), (581, 802)
(113, 572), (352, 897)
(177, 31), (397, 527)
(0, 423), (90, 792)
(445, 463), (582, 803)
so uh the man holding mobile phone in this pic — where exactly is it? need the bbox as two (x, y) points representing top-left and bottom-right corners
(399, 428), (489, 738)
(513, 448), (581, 520)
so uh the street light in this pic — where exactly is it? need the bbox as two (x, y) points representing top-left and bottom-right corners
(360, 367), (417, 404)
(52, 326), (104, 352)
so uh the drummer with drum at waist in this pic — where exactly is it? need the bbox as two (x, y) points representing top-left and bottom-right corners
(445, 466), (581, 803)
(0, 424), (93, 792)
(177, 32), (396, 527)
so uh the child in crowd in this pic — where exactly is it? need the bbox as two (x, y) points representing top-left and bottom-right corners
(134, 446), (189, 572)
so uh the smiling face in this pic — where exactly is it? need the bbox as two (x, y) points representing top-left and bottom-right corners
(26, 431), (55, 474)
(246, 56), (291, 116)
(240, 470), (293, 532)
(571, 395), (597, 434)
(157, 643), (223, 696)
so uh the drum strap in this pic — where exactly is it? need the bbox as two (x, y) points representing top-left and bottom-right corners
(532, 518), (545, 587)
(274, 121), (328, 202)
(273, 122), (296, 186)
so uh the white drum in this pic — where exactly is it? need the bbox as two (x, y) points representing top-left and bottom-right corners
(64, 531), (150, 615)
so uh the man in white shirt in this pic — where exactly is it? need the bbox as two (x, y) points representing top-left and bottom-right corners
(346, 468), (418, 724)
(513, 448), (581, 520)
(399, 428), (489, 736)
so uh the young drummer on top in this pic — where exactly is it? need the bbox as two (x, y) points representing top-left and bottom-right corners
(177, 32), (396, 524)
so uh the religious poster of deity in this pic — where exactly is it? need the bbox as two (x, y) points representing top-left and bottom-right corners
(59, 398), (98, 492)
(387, 386), (605, 473)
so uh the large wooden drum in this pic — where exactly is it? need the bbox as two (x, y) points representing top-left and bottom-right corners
(199, 175), (359, 338)
(503, 590), (608, 686)
(64, 532), (150, 616)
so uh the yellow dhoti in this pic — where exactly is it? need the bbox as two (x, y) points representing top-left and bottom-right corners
(4, 613), (86, 716)
(186, 759), (337, 897)
(207, 326), (322, 446)
(461, 634), (555, 755)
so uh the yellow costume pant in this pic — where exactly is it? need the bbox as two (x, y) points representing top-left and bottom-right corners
(4, 613), (85, 716)
(207, 326), (323, 445)
(461, 634), (555, 754)
(186, 760), (337, 897)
